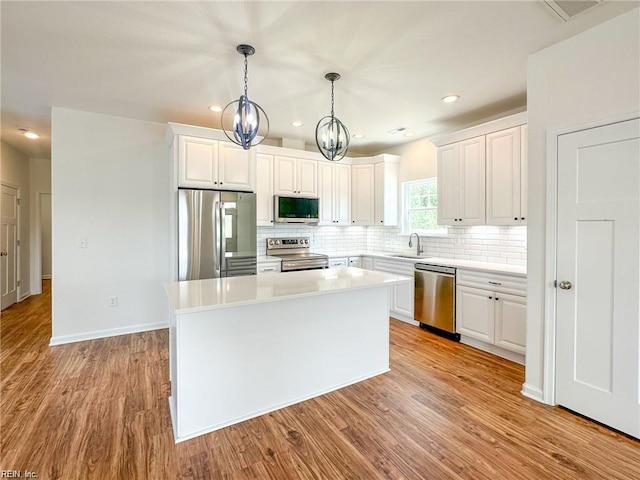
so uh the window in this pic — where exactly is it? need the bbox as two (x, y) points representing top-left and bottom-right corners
(401, 178), (447, 235)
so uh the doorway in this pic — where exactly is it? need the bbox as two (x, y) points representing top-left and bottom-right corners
(555, 118), (639, 438)
(1, 183), (20, 310)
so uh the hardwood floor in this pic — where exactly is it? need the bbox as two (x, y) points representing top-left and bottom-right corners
(1, 281), (638, 479)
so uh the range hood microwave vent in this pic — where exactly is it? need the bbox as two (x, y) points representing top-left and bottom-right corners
(542, 0), (602, 22)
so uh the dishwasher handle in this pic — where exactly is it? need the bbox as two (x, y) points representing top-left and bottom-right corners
(415, 263), (456, 276)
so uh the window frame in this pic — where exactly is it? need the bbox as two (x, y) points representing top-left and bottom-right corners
(400, 178), (448, 236)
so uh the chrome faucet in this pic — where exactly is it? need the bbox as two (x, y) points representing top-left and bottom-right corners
(409, 233), (423, 256)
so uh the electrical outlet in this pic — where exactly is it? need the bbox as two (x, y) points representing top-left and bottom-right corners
(78, 238), (87, 248)
(108, 296), (118, 307)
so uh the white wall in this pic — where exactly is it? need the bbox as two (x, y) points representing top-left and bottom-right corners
(525, 8), (640, 401)
(29, 157), (52, 294)
(386, 138), (438, 183)
(51, 108), (169, 344)
(1, 140), (31, 299)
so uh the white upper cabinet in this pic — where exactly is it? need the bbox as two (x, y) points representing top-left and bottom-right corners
(178, 135), (255, 192)
(273, 156), (317, 197)
(374, 161), (399, 226)
(437, 136), (486, 225)
(486, 126), (527, 225)
(351, 164), (375, 225)
(256, 153), (274, 226)
(318, 162), (351, 225)
(351, 156), (399, 226)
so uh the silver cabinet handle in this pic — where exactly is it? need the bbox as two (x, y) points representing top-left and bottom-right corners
(558, 280), (572, 290)
(488, 281), (502, 285)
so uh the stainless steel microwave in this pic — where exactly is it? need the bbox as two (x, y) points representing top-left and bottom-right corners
(274, 196), (319, 224)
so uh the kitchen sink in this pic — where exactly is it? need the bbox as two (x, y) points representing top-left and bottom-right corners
(391, 254), (423, 259)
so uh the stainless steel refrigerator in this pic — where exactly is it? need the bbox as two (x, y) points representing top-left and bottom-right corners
(178, 189), (257, 280)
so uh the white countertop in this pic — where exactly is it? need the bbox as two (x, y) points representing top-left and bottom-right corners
(324, 251), (526, 276)
(165, 267), (410, 314)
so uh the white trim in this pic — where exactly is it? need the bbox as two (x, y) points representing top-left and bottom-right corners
(542, 111), (640, 406)
(2, 181), (22, 305)
(430, 111), (527, 147)
(42, 274), (52, 280)
(19, 291), (31, 301)
(390, 314), (419, 327)
(460, 335), (525, 365)
(49, 321), (168, 346)
(521, 383), (544, 402)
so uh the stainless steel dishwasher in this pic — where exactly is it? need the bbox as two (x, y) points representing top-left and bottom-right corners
(414, 263), (460, 341)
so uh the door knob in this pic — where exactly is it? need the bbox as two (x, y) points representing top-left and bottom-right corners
(0, 252), (7, 256)
(558, 280), (572, 290)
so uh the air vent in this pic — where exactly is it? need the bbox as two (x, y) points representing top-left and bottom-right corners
(543, 0), (602, 21)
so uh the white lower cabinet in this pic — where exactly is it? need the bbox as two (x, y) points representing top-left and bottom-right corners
(361, 257), (373, 270)
(328, 257), (348, 268)
(257, 260), (282, 274)
(456, 269), (526, 361)
(372, 258), (415, 324)
(348, 257), (361, 268)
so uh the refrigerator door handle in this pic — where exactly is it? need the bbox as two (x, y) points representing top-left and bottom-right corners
(214, 200), (222, 278)
(219, 202), (227, 275)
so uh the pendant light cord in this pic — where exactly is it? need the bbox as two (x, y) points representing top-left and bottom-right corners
(330, 80), (335, 118)
(243, 54), (249, 97)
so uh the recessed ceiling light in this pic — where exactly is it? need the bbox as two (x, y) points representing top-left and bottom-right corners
(441, 95), (460, 103)
(208, 105), (222, 112)
(19, 128), (39, 139)
(352, 133), (365, 139)
(291, 121), (303, 127)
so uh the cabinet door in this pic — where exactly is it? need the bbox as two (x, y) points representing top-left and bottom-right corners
(273, 156), (297, 195)
(374, 162), (398, 226)
(218, 142), (255, 192)
(317, 162), (334, 225)
(297, 158), (318, 197)
(459, 136), (486, 225)
(178, 136), (219, 188)
(256, 153), (274, 226)
(351, 164), (375, 225)
(334, 164), (351, 225)
(456, 285), (494, 343)
(329, 257), (348, 268)
(437, 144), (459, 225)
(392, 280), (414, 319)
(486, 127), (521, 225)
(361, 257), (373, 270)
(348, 257), (361, 268)
(494, 292), (526, 354)
(520, 125), (527, 225)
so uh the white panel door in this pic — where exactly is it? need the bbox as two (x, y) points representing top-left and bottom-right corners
(456, 285), (494, 343)
(273, 156), (297, 195)
(1, 184), (18, 310)
(218, 142), (254, 192)
(317, 162), (334, 225)
(459, 136), (486, 225)
(297, 158), (318, 197)
(256, 153), (274, 226)
(351, 164), (375, 225)
(178, 136), (219, 188)
(486, 127), (521, 225)
(437, 144), (459, 225)
(556, 118), (640, 439)
(334, 164), (351, 225)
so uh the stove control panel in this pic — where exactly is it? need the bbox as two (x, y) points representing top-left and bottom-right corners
(266, 237), (311, 250)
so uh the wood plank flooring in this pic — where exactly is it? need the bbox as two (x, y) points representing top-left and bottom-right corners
(1, 281), (638, 479)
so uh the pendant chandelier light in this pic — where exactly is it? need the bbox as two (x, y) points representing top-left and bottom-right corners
(315, 72), (350, 162)
(221, 44), (269, 150)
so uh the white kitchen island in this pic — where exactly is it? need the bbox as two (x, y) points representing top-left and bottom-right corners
(164, 267), (410, 443)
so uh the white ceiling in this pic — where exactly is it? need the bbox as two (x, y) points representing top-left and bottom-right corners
(2, 1), (638, 159)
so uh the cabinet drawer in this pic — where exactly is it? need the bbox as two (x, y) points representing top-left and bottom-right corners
(457, 269), (526, 296)
(329, 257), (348, 268)
(373, 258), (414, 276)
(258, 262), (281, 274)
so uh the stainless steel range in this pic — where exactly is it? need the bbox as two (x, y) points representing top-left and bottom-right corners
(266, 237), (329, 272)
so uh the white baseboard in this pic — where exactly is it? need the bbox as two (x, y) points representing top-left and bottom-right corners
(521, 383), (546, 403)
(49, 322), (168, 346)
(460, 335), (525, 365)
(42, 274), (51, 280)
(19, 291), (31, 302)
(390, 314), (419, 326)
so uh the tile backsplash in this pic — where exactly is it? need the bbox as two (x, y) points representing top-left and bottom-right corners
(257, 225), (527, 266)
